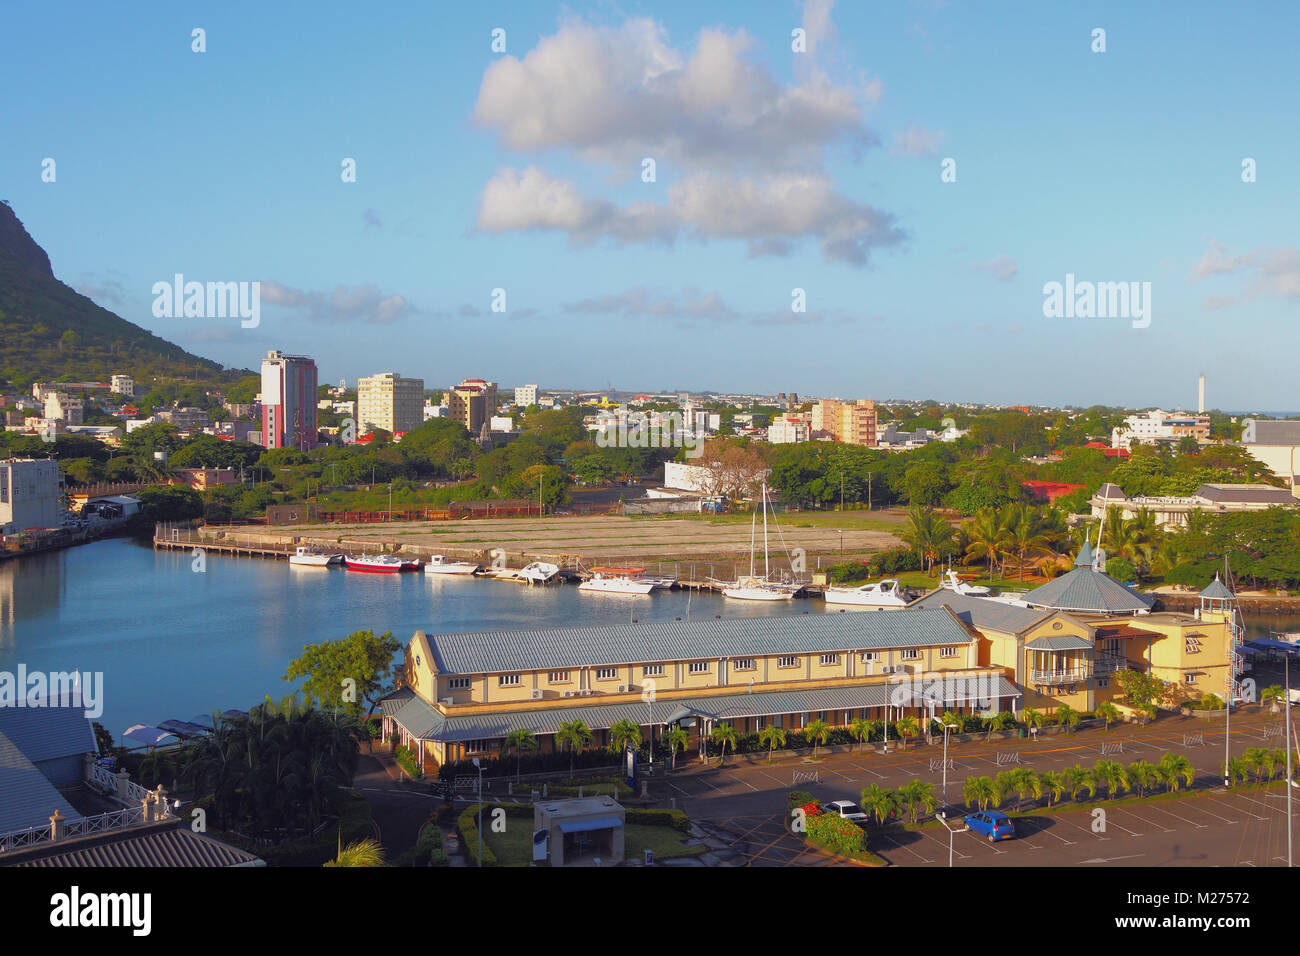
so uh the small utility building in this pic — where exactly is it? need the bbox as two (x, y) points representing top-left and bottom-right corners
(534, 796), (625, 866)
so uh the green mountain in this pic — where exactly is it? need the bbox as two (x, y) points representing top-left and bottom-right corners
(0, 200), (250, 390)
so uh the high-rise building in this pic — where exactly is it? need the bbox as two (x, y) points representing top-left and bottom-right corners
(260, 350), (318, 451)
(810, 398), (876, 446)
(111, 375), (135, 397)
(448, 379), (498, 434)
(43, 392), (83, 425)
(514, 384), (538, 407)
(357, 372), (424, 435)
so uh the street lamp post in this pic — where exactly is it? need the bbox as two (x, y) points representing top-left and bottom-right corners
(936, 811), (968, 868)
(939, 721), (957, 810)
(472, 757), (484, 867)
(837, 530), (843, 556)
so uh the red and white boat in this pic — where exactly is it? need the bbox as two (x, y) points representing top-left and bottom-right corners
(345, 553), (407, 573)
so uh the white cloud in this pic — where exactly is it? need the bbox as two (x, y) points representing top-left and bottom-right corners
(261, 281), (412, 324)
(1192, 241), (1300, 301)
(891, 124), (945, 156)
(974, 255), (1018, 282)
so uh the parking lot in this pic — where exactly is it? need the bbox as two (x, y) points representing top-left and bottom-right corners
(663, 710), (1297, 867)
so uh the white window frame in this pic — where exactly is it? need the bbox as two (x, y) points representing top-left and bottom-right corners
(733, 658), (756, 671)
(547, 671), (571, 684)
(595, 667), (619, 681)
(939, 646), (958, 659)
(818, 653), (839, 666)
(448, 677), (471, 691)
(900, 648), (921, 661)
(642, 664), (665, 677)
(687, 661), (710, 675)
(777, 656), (799, 669)
(498, 673), (521, 687)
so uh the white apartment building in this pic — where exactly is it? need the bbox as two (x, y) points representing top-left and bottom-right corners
(423, 402), (450, 421)
(767, 415), (810, 444)
(514, 384), (538, 407)
(111, 375), (134, 397)
(357, 372), (424, 435)
(0, 459), (65, 534)
(1242, 419), (1300, 489)
(43, 392), (83, 425)
(1111, 409), (1210, 449)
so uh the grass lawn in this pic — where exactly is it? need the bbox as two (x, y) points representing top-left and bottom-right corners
(691, 512), (904, 532)
(484, 822), (704, 864)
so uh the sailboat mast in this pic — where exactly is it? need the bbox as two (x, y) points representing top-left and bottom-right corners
(748, 500), (756, 579)
(762, 483), (770, 579)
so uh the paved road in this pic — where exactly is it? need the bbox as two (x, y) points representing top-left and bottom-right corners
(658, 709), (1298, 867)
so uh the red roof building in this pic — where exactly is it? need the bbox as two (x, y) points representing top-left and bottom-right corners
(1022, 480), (1086, 503)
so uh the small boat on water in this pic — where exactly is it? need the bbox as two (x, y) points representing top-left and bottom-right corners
(580, 568), (656, 595)
(345, 553), (408, 573)
(940, 569), (992, 597)
(518, 561), (560, 585)
(723, 577), (795, 601)
(424, 555), (479, 575)
(289, 546), (343, 567)
(824, 578), (909, 608)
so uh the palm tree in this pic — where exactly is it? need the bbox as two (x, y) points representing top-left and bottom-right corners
(555, 720), (592, 778)
(1002, 767), (1041, 810)
(894, 716), (919, 751)
(1021, 708), (1046, 738)
(1040, 771), (1066, 806)
(849, 718), (871, 753)
(1223, 756), (1248, 787)
(1002, 504), (1054, 582)
(1095, 701), (1120, 733)
(899, 506), (957, 574)
(710, 722), (738, 766)
(1241, 747), (1268, 784)
(1093, 759), (1130, 799)
(1157, 753), (1194, 792)
(897, 780), (937, 823)
(1061, 764), (1095, 801)
(805, 719), (832, 759)
(859, 784), (896, 825)
(758, 725), (787, 762)
(608, 719), (642, 754)
(504, 729), (537, 783)
(665, 726), (689, 770)
(963, 775), (1000, 812)
(1127, 760), (1159, 797)
(1055, 704), (1080, 734)
(962, 507), (1005, 577)
(324, 837), (386, 867)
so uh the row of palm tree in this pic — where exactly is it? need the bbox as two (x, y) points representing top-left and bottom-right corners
(960, 754), (1197, 811)
(1225, 747), (1293, 785)
(859, 780), (939, 824)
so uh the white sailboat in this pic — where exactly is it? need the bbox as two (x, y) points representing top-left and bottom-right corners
(424, 554), (479, 575)
(722, 483), (797, 602)
(579, 567), (657, 595)
(289, 546), (342, 567)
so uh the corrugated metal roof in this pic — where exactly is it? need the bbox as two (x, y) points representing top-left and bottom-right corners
(0, 696), (97, 765)
(392, 675), (1021, 742)
(1022, 567), (1154, 614)
(910, 590), (1049, 635)
(9, 822), (262, 867)
(0, 730), (83, 834)
(1025, 635), (1094, 651)
(1199, 576), (1234, 600)
(426, 608), (974, 676)
(378, 688), (414, 717)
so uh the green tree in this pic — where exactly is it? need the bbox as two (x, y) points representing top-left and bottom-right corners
(665, 726), (689, 770)
(324, 838), (385, 867)
(849, 718), (871, 753)
(710, 722), (738, 765)
(805, 719), (832, 759)
(504, 729), (538, 783)
(283, 629), (402, 716)
(1157, 752), (1194, 792)
(555, 720), (592, 777)
(963, 775), (1000, 812)
(894, 716), (920, 751)
(896, 780), (937, 823)
(1127, 760), (1159, 797)
(1094, 701), (1121, 732)
(608, 719), (642, 754)
(758, 725), (787, 762)
(1093, 759), (1130, 799)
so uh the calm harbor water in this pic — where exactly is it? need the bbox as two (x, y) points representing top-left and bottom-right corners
(1, 537), (805, 736)
(2, 538), (1292, 737)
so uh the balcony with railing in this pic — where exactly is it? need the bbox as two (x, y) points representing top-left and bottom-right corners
(1031, 667), (1092, 685)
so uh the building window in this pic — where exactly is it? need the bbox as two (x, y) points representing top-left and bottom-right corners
(642, 664), (664, 677)
(1184, 673), (1198, 684)
(1185, 636), (1202, 653)
(733, 658), (756, 671)
(498, 674), (521, 687)
(900, 648), (921, 661)
(777, 656), (799, 669)
(448, 677), (471, 690)
(860, 652), (878, 662)
(939, 646), (958, 659)
(1096, 678), (1108, 689)
(688, 661), (710, 674)
(595, 667), (618, 681)
(819, 653), (839, 666)
(547, 671), (570, 684)
(756, 716), (766, 731)
(463, 739), (491, 754)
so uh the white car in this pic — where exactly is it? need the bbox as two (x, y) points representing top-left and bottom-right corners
(824, 800), (869, 824)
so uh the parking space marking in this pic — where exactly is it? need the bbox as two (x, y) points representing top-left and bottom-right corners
(912, 827), (972, 860)
(1218, 796), (1268, 821)
(1111, 807), (1172, 833)
(1140, 802), (1205, 829)
(1186, 799), (1237, 825)
(875, 832), (934, 864)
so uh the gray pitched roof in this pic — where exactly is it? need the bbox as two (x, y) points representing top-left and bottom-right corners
(1244, 420), (1300, 446)
(1025, 635), (1094, 651)
(426, 609), (975, 676)
(909, 590), (1049, 635)
(1199, 576), (1235, 600)
(1094, 483), (1127, 499)
(391, 676), (1021, 742)
(0, 695), (97, 764)
(1074, 541), (1095, 568)
(1022, 566), (1154, 614)
(1194, 483), (1294, 505)
(0, 731), (82, 835)
(7, 821), (262, 867)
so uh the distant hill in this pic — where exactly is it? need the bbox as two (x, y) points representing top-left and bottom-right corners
(0, 201), (251, 390)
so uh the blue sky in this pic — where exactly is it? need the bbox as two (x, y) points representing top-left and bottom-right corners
(3, 1), (1297, 410)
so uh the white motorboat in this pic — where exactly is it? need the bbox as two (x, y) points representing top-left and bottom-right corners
(424, 554), (479, 575)
(345, 553), (407, 573)
(289, 546), (342, 567)
(940, 569), (992, 597)
(518, 561), (560, 585)
(823, 578), (909, 608)
(722, 483), (804, 602)
(579, 568), (656, 595)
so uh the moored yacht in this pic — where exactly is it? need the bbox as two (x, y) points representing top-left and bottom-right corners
(823, 578), (909, 608)
(289, 546), (342, 567)
(345, 553), (407, 573)
(940, 569), (992, 597)
(579, 568), (656, 595)
(518, 561), (560, 585)
(424, 555), (478, 575)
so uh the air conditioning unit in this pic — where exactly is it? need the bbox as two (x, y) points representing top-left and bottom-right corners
(531, 689), (544, 700)
(562, 690), (575, 698)
(579, 689), (594, 697)
(439, 697), (455, 706)
(616, 684), (628, 693)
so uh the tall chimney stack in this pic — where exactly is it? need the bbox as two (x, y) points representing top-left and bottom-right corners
(1198, 374), (1206, 414)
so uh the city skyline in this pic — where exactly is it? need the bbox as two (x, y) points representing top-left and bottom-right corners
(3, 1), (1298, 408)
